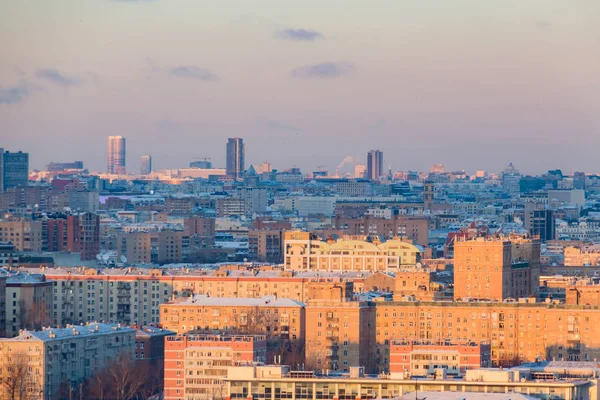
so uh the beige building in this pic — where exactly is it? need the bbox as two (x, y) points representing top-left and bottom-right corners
(284, 232), (423, 272)
(5, 273), (53, 337)
(160, 295), (305, 365)
(0, 322), (135, 400)
(116, 231), (184, 264)
(453, 236), (540, 301)
(17, 266), (379, 328)
(304, 282), (376, 373)
(0, 218), (43, 252)
(564, 246), (600, 266)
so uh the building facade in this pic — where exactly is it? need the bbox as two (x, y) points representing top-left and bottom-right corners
(164, 334), (267, 400)
(0, 148), (29, 192)
(284, 232), (423, 272)
(107, 135), (126, 174)
(226, 138), (245, 180)
(140, 155), (152, 175)
(366, 150), (383, 181)
(0, 323), (136, 400)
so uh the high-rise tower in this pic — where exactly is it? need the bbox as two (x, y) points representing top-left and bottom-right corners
(107, 136), (126, 174)
(0, 148), (29, 192)
(366, 150), (383, 180)
(140, 155), (152, 175)
(226, 138), (245, 180)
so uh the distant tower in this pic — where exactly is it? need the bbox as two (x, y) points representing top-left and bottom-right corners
(366, 150), (383, 180)
(107, 136), (126, 174)
(423, 180), (435, 210)
(0, 148), (29, 192)
(140, 155), (152, 175)
(226, 138), (245, 180)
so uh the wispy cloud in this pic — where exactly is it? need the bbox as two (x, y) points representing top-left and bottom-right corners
(0, 82), (33, 105)
(168, 66), (219, 81)
(276, 28), (324, 41)
(291, 62), (354, 79)
(536, 20), (553, 29)
(36, 69), (82, 87)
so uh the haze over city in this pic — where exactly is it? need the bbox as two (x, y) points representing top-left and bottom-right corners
(2, 0), (600, 174)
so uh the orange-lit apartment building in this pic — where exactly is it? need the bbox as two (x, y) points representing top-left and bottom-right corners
(373, 299), (600, 371)
(18, 266), (374, 327)
(389, 340), (491, 377)
(453, 236), (540, 301)
(283, 232), (424, 272)
(164, 334), (266, 400)
(160, 295), (305, 365)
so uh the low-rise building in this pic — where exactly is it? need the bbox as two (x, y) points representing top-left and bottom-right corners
(224, 364), (595, 400)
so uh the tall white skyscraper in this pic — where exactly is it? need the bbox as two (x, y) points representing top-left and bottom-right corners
(107, 136), (126, 174)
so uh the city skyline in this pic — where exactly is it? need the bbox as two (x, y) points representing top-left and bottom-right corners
(1, 0), (599, 174)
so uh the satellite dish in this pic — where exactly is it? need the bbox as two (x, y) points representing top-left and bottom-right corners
(120, 255), (127, 263)
(102, 254), (110, 262)
(243, 258), (248, 262)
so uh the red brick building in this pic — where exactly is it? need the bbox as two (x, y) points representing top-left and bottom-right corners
(164, 334), (266, 400)
(390, 340), (491, 377)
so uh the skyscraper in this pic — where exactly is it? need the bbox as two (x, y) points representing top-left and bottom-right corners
(140, 155), (152, 175)
(366, 150), (383, 180)
(107, 136), (126, 174)
(0, 148), (29, 192)
(226, 137), (245, 179)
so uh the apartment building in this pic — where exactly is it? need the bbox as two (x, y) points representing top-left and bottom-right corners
(334, 215), (429, 247)
(0, 218), (43, 252)
(453, 236), (540, 301)
(17, 266), (374, 328)
(135, 325), (176, 391)
(216, 198), (245, 217)
(116, 231), (184, 264)
(564, 246), (600, 266)
(160, 295), (305, 364)
(0, 322), (135, 400)
(304, 282), (376, 373)
(373, 300), (600, 371)
(248, 229), (284, 263)
(5, 273), (53, 337)
(164, 334), (266, 400)
(45, 213), (100, 260)
(284, 232), (423, 272)
(389, 340), (491, 377)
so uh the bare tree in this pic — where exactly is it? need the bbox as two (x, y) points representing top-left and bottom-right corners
(17, 299), (53, 332)
(1, 351), (40, 400)
(85, 355), (146, 400)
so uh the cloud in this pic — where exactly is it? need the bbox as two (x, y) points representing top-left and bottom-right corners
(536, 20), (553, 29)
(168, 66), (219, 81)
(36, 69), (82, 87)
(276, 28), (324, 41)
(291, 62), (354, 79)
(0, 82), (33, 105)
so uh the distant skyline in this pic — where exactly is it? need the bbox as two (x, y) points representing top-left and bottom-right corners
(1, 0), (599, 175)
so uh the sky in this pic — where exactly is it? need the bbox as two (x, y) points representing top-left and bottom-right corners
(1, 0), (599, 175)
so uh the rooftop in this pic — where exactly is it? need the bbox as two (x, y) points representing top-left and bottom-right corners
(4, 323), (136, 342)
(167, 294), (304, 308)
